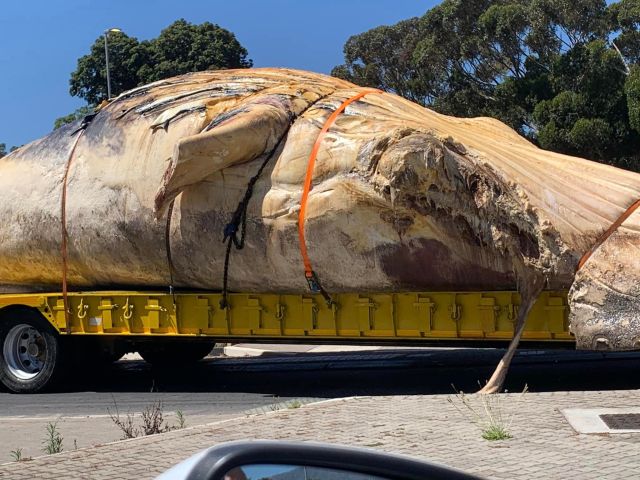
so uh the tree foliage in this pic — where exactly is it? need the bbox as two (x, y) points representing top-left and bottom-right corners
(333, 0), (640, 170)
(53, 105), (96, 130)
(69, 19), (252, 105)
(0, 143), (19, 158)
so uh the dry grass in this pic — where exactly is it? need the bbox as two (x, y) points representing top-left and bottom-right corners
(108, 397), (186, 439)
(447, 384), (528, 441)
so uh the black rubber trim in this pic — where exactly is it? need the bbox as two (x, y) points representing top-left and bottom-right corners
(185, 440), (484, 480)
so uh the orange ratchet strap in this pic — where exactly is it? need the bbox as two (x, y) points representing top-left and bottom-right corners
(577, 198), (640, 270)
(297, 88), (382, 300)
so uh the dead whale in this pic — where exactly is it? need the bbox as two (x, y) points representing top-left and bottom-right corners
(1, 68), (638, 391)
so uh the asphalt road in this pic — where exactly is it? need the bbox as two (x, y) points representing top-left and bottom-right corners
(1, 347), (639, 460)
(81, 346), (640, 394)
(4, 347), (640, 409)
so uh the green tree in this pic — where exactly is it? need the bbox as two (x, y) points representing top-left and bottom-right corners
(610, 0), (640, 64)
(333, 0), (640, 170)
(331, 18), (437, 105)
(625, 64), (640, 132)
(139, 19), (252, 83)
(53, 105), (96, 130)
(0, 143), (19, 157)
(70, 31), (148, 105)
(69, 19), (251, 105)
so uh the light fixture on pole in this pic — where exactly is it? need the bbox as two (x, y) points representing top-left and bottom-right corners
(104, 28), (122, 100)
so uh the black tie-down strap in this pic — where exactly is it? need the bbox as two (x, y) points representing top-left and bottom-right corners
(220, 91), (335, 309)
(219, 148), (275, 309)
(219, 91), (336, 310)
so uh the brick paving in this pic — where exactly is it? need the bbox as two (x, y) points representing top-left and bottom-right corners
(1, 390), (639, 479)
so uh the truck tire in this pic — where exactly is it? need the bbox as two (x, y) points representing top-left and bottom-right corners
(0, 309), (64, 393)
(138, 340), (214, 366)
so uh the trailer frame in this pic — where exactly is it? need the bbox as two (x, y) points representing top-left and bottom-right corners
(0, 290), (573, 343)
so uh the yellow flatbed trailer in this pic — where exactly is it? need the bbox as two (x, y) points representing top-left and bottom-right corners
(0, 290), (572, 393)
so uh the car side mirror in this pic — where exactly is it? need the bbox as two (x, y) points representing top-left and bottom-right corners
(156, 440), (483, 480)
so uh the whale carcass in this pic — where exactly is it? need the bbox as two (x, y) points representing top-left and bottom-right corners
(1, 68), (638, 390)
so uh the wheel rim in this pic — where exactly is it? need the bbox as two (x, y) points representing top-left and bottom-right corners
(3, 324), (46, 380)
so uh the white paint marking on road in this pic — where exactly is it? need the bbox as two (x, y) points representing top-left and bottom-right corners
(0, 413), (173, 421)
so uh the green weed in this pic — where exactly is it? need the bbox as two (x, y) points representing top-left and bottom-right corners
(175, 409), (187, 429)
(10, 448), (23, 462)
(42, 422), (64, 454)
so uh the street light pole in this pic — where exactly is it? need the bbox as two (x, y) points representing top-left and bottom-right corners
(104, 32), (112, 100)
(103, 28), (121, 100)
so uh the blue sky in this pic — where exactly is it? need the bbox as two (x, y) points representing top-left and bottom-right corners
(0, 1), (435, 148)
